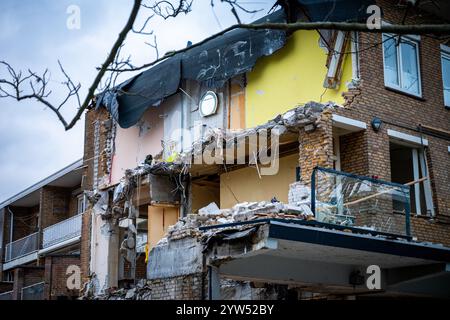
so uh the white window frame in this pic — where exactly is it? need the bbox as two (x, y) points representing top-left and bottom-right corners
(382, 33), (422, 97)
(77, 194), (86, 215)
(440, 44), (450, 108)
(351, 32), (360, 81)
(388, 130), (434, 216)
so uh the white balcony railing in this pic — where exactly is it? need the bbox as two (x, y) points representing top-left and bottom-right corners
(5, 232), (39, 262)
(42, 214), (82, 249)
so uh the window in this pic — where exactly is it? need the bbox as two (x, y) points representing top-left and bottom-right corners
(390, 142), (434, 216)
(383, 34), (421, 97)
(441, 46), (450, 107)
(77, 194), (86, 214)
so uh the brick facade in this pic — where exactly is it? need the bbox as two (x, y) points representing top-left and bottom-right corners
(44, 255), (81, 300)
(12, 267), (44, 300)
(80, 107), (111, 284)
(148, 273), (204, 300)
(336, 0), (450, 244)
(298, 110), (334, 183)
(39, 186), (72, 229)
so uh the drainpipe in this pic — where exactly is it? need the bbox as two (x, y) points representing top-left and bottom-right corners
(7, 207), (13, 244)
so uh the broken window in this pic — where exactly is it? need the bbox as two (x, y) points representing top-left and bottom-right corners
(382, 34), (421, 96)
(324, 31), (350, 89)
(390, 142), (434, 215)
(311, 167), (411, 236)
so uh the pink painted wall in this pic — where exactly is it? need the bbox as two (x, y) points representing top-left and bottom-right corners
(111, 107), (164, 184)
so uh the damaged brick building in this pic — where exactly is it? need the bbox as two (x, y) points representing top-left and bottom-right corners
(1, 0), (450, 300)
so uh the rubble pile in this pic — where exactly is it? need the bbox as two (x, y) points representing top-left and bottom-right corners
(176, 101), (337, 164)
(90, 280), (153, 300)
(156, 198), (315, 247)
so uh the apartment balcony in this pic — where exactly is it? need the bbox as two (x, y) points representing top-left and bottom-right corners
(311, 166), (411, 238)
(41, 213), (82, 253)
(3, 232), (39, 270)
(2, 214), (82, 270)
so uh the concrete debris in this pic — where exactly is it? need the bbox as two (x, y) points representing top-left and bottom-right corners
(198, 202), (220, 216)
(156, 199), (315, 247)
(88, 279), (153, 300)
(175, 102), (337, 164)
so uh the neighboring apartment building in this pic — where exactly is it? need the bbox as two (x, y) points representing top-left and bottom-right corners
(0, 159), (84, 300)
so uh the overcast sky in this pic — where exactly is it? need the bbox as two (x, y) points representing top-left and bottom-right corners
(0, 0), (274, 202)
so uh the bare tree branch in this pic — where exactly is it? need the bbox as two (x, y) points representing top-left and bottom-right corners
(0, 0), (143, 130)
(143, 0), (192, 19)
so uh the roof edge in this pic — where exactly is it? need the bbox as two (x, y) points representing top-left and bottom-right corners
(0, 158), (83, 209)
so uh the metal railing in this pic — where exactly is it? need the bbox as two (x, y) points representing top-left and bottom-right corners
(311, 167), (411, 237)
(0, 291), (13, 300)
(21, 282), (44, 300)
(42, 214), (82, 249)
(5, 232), (39, 262)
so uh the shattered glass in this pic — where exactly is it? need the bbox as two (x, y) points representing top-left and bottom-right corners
(313, 168), (410, 236)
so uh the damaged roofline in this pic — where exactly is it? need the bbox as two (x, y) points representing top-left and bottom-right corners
(199, 217), (412, 241)
(96, 10), (288, 129)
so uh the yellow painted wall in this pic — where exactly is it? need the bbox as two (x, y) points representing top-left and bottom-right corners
(148, 205), (179, 249)
(246, 30), (352, 128)
(191, 183), (220, 213)
(220, 154), (298, 209)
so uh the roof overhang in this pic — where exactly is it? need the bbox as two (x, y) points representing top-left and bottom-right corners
(206, 220), (450, 298)
(0, 159), (84, 209)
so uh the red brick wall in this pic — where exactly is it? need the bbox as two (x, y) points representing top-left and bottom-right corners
(80, 107), (112, 283)
(339, 131), (369, 176)
(123, 255), (147, 280)
(335, 0), (450, 245)
(298, 111), (334, 183)
(0, 281), (13, 293)
(12, 267), (44, 300)
(338, 2), (449, 205)
(411, 216), (450, 247)
(39, 186), (72, 229)
(44, 255), (81, 300)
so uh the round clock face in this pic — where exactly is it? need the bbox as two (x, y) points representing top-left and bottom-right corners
(199, 91), (218, 117)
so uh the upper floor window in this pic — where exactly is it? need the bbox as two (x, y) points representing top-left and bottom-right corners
(77, 194), (86, 214)
(441, 45), (450, 108)
(382, 34), (421, 97)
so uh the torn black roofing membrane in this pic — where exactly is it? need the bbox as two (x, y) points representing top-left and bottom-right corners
(97, 10), (287, 129)
(97, 1), (375, 129)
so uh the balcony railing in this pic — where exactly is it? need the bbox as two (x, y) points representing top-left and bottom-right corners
(21, 282), (44, 300)
(42, 214), (82, 249)
(5, 232), (39, 262)
(311, 167), (411, 237)
(0, 291), (13, 300)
